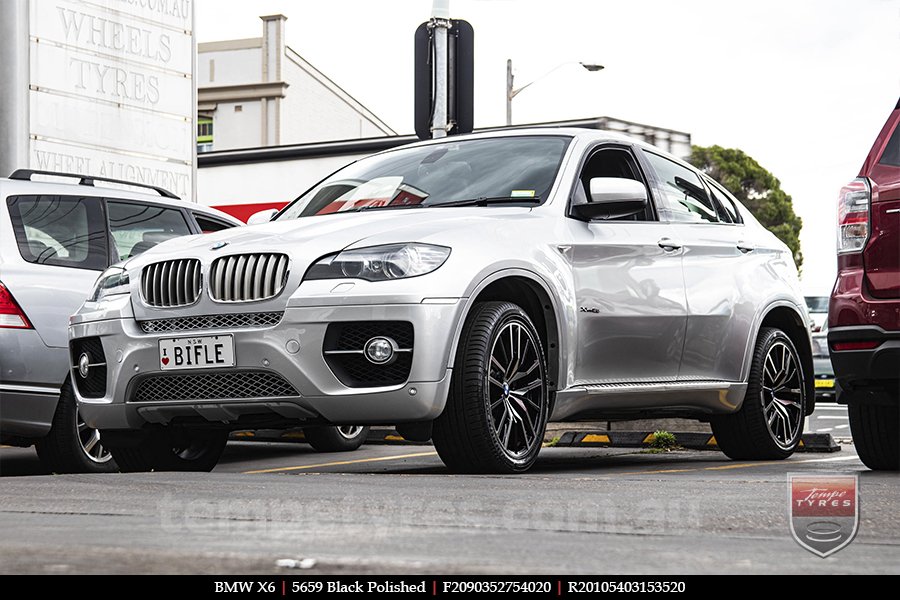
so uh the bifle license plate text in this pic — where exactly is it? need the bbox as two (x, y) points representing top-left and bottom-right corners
(158, 335), (235, 371)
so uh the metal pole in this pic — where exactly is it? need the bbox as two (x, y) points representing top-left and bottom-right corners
(506, 59), (513, 127)
(0, 0), (30, 177)
(431, 0), (450, 139)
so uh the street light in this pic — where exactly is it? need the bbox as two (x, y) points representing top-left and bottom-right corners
(506, 59), (604, 126)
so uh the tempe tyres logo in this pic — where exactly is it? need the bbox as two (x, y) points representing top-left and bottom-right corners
(788, 474), (859, 557)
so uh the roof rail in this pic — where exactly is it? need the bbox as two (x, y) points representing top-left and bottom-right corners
(7, 169), (180, 199)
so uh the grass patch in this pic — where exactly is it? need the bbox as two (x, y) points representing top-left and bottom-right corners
(649, 430), (678, 451)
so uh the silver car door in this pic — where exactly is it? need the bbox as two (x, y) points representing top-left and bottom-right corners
(643, 151), (754, 382)
(570, 146), (687, 384)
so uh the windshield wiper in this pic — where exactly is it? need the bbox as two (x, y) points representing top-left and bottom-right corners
(434, 196), (542, 207)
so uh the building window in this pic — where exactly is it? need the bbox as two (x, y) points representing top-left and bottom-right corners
(197, 117), (214, 153)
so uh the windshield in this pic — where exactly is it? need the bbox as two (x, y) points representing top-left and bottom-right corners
(276, 135), (572, 220)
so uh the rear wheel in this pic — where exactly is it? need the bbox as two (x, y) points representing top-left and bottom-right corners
(110, 428), (227, 472)
(303, 425), (370, 452)
(712, 327), (807, 460)
(35, 379), (117, 474)
(433, 301), (549, 474)
(848, 401), (899, 471)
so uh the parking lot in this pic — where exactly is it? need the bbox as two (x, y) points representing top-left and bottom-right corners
(1, 414), (897, 575)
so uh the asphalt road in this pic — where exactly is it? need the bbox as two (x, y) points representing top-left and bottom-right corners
(808, 402), (850, 436)
(0, 435), (897, 575)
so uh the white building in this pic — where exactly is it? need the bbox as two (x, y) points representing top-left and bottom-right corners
(0, 0), (196, 200)
(197, 14), (396, 152)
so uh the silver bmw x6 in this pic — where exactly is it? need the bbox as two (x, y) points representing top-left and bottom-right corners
(69, 129), (814, 473)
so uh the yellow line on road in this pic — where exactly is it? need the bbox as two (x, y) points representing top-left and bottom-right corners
(243, 451), (438, 474)
(616, 468), (697, 475)
(613, 454), (860, 477)
(704, 461), (778, 470)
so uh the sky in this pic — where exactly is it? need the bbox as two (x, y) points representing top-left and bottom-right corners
(196, 0), (900, 294)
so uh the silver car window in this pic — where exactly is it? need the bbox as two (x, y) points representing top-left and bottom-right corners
(107, 201), (192, 261)
(6, 194), (108, 270)
(643, 151), (720, 223)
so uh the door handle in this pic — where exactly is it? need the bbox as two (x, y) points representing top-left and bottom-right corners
(737, 241), (755, 253)
(657, 238), (682, 252)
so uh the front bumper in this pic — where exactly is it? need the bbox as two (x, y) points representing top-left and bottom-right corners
(812, 356), (835, 401)
(70, 301), (464, 431)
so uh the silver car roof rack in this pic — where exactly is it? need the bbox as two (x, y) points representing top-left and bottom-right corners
(8, 169), (180, 200)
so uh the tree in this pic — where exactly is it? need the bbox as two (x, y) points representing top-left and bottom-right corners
(689, 145), (803, 268)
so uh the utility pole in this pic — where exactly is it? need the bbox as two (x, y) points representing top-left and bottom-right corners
(506, 59), (514, 127)
(431, 0), (450, 138)
(506, 59), (604, 127)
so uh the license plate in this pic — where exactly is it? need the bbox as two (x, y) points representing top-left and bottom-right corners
(815, 379), (835, 389)
(158, 335), (235, 371)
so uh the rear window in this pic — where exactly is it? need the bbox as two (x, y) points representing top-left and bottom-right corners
(6, 195), (108, 270)
(879, 123), (900, 167)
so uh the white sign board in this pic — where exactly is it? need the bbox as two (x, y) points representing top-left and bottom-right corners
(29, 0), (195, 201)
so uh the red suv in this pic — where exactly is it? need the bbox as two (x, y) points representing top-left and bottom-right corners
(829, 97), (900, 471)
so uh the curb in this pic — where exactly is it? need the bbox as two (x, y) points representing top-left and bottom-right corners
(233, 428), (841, 453)
(551, 431), (841, 453)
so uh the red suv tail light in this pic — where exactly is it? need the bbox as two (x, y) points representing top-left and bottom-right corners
(0, 281), (32, 329)
(837, 178), (871, 253)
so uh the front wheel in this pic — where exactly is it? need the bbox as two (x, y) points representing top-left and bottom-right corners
(848, 401), (899, 471)
(712, 327), (807, 460)
(110, 428), (227, 472)
(433, 301), (549, 474)
(35, 379), (117, 474)
(303, 425), (370, 452)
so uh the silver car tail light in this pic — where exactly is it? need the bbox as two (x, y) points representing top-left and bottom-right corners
(208, 253), (289, 303)
(141, 259), (202, 308)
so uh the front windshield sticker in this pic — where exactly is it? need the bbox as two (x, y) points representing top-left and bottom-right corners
(336, 176), (404, 212)
(510, 190), (535, 198)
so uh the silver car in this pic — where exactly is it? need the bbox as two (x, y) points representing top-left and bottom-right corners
(0, 170), (240, 473)
(69, 130), (814, 474)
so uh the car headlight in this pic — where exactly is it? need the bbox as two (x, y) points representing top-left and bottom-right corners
(305, 243), (451, 282)
(89, 267), (130, 302)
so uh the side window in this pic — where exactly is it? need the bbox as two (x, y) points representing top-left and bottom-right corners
(643, 152), (719, 223)
(193, 213), (235, 233)
(6, 195), (108, 270)
(706, 180), (743, 224)
(107, 201), (192, 261)
(575, 147), (653, 221)
(879, 122), (900, 167)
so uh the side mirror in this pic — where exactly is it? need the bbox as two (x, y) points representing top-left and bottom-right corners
(572, 177), (648, 220)
(247, 208), (278, 225)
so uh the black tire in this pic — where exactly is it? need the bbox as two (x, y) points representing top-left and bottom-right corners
(849, 402), (899, 471)
(432, 301), (549, 474)
(35, 379), (117, 474)
(712, 327), (807, 460)
(110, 428), (227, 472)
(303, 425), (370, 452)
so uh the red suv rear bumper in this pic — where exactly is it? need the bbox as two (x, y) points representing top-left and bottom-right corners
(828, 264), (899, 402)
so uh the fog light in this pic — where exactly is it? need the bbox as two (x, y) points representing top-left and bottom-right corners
(365, 337), (396, 365)
(78, 353), (90, 379)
